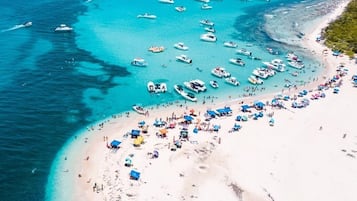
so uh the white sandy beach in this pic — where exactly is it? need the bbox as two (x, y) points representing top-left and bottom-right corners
(57, 1), (357, 201)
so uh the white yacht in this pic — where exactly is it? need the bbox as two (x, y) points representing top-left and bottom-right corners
(147, 81), (167, 93)
(176, 54), (192, 64)
(199, 19), (214, 26)
(158, 0), (174, 4)
(132, 105), (147, 115)
(174, 42), (189, 51)
(288, 60), (305, 69)
(248, 75), (264, 85)
(200, 32), (217, 42)
(236, 48), (252, 56)
(131, 58), (148, 67)
(175, 6), (186, 12)
(229, 58), (245, 66)
(225, 77), (240, 86)
(54, 24), (73, 32)
(286, 52), (301, 61)
(23, 21), (32, 27)
(196, 0), (210, 3)
(184, 79), (206, 93)
(137, 13), (157, 19)
(262, 59), (286, 72)
(224, 41), (238, 48)
(201, 3), (213, 10)
(174, 85), (197, 102)
(211, 67), (231, 78)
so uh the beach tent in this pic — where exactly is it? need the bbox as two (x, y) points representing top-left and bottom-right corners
(206, 110), (217, 118)
(110, 140), (121, 148)
(241, 105), (250, 112)
(184, 115), (194, 122)
(131, 129), (141, 138)
(125, 157), (132, 167)
(130, 170), (141, 180)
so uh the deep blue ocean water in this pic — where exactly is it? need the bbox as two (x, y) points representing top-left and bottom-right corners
(0, 0), (337, 200)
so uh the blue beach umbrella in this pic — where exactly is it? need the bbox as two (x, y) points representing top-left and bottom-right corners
(241, 105), (250, 112)
(184, 115), (194, 121)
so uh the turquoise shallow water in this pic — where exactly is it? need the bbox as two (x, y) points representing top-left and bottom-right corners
(0, 0), (337, 200)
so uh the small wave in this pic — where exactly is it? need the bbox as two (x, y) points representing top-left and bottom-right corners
(1, 24), (25, 33)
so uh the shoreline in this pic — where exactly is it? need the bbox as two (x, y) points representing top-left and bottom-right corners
(48, 0), (356, 200)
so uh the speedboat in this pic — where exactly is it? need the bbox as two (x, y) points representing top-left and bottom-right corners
(174, 85), (197, 102)
(55, 24), (73, 32)
(225, 77), (240, 86)
(200, 32), (217, 42)
(201, 3), (213, 10)
(137, 13), (157, 19)
(199, 19), (214, 26)
(174, 42), (189, 51)
(148, 46), (165, 53)
(286, 52), (301, 62)
(262, 59), (285, 72)
(176, 54), (192, 64)
(248, 75), (264, 85)
(288, 61), (305, 69)
(159, 0), (174, 4)
(211, 67), (231, 78)
(183, 81), (199, 93)
(196, 0), (210, 3)
(175, 6), (186, 12)
(229, 58), (245, 66)
(236, 48), (252, 56)
(132, 104), (147, 115)
(147, 81), (167, 93)
(23, 21), (32, 27)
(224, 41), (238, 48)
(131, 58), (148, 67)
(204, 26), (215, 33)
(210, 80), (219, 88)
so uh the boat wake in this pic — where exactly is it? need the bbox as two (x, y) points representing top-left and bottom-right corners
(1, 22), (32, 33)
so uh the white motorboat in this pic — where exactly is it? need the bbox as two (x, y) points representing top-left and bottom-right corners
(23, 21), (32, 27)
(200, 32), (217, 42)
(175, 6), (186, 12)
(196, 0), (210, 2)
(252, 68), (275, 79)
(132, 104), (147, 115)
(184, 79), (207, 93)
(286, 52), (301, 61)
(147, 81), (167, 93)
(248, 75), (264, 85)
(211, 67), (231, 78)
(204, 26), (215, 33)
(224, 41), (238, 48)
(236, 48), (252, 56)
(225, 77), (240, 86)
(176, 54), (192, 64)
(229, 58), (245, 66)
(148, 46), (165, 53)
(158, 0), (174, 4)
(201, 3), (213, 10)
(210, 80), (219, 88)
(131, 58), (148, 67)
(199, 19), (214, 26)
(288, 61), (305, 69)
(55, 24), (73, 32)
(137, 13), (157, 19)
(262, 59), (286, 72)
(174, 85), (197, 102)
(174, 42), (189, 51)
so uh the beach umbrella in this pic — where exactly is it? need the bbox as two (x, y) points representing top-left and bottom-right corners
(189, 109), (195, 114)
(130, 170), (141, 180)
(213, 125), (220, 131)
(236, 115), (242, 121)
(184, 115), (194, 121)
(233, 123), (241, 131)
(206, 110), (217, 118)
(153, 150), (159, 158)
(159, 128), (168, 136)
(254, 101), (265, 110)
(131, 129), (141, 138)
(193, 127), (198, 134)
(242, 115), (248, 121)
(241, 105), (250, 112)
(138, 121), (145, 126)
